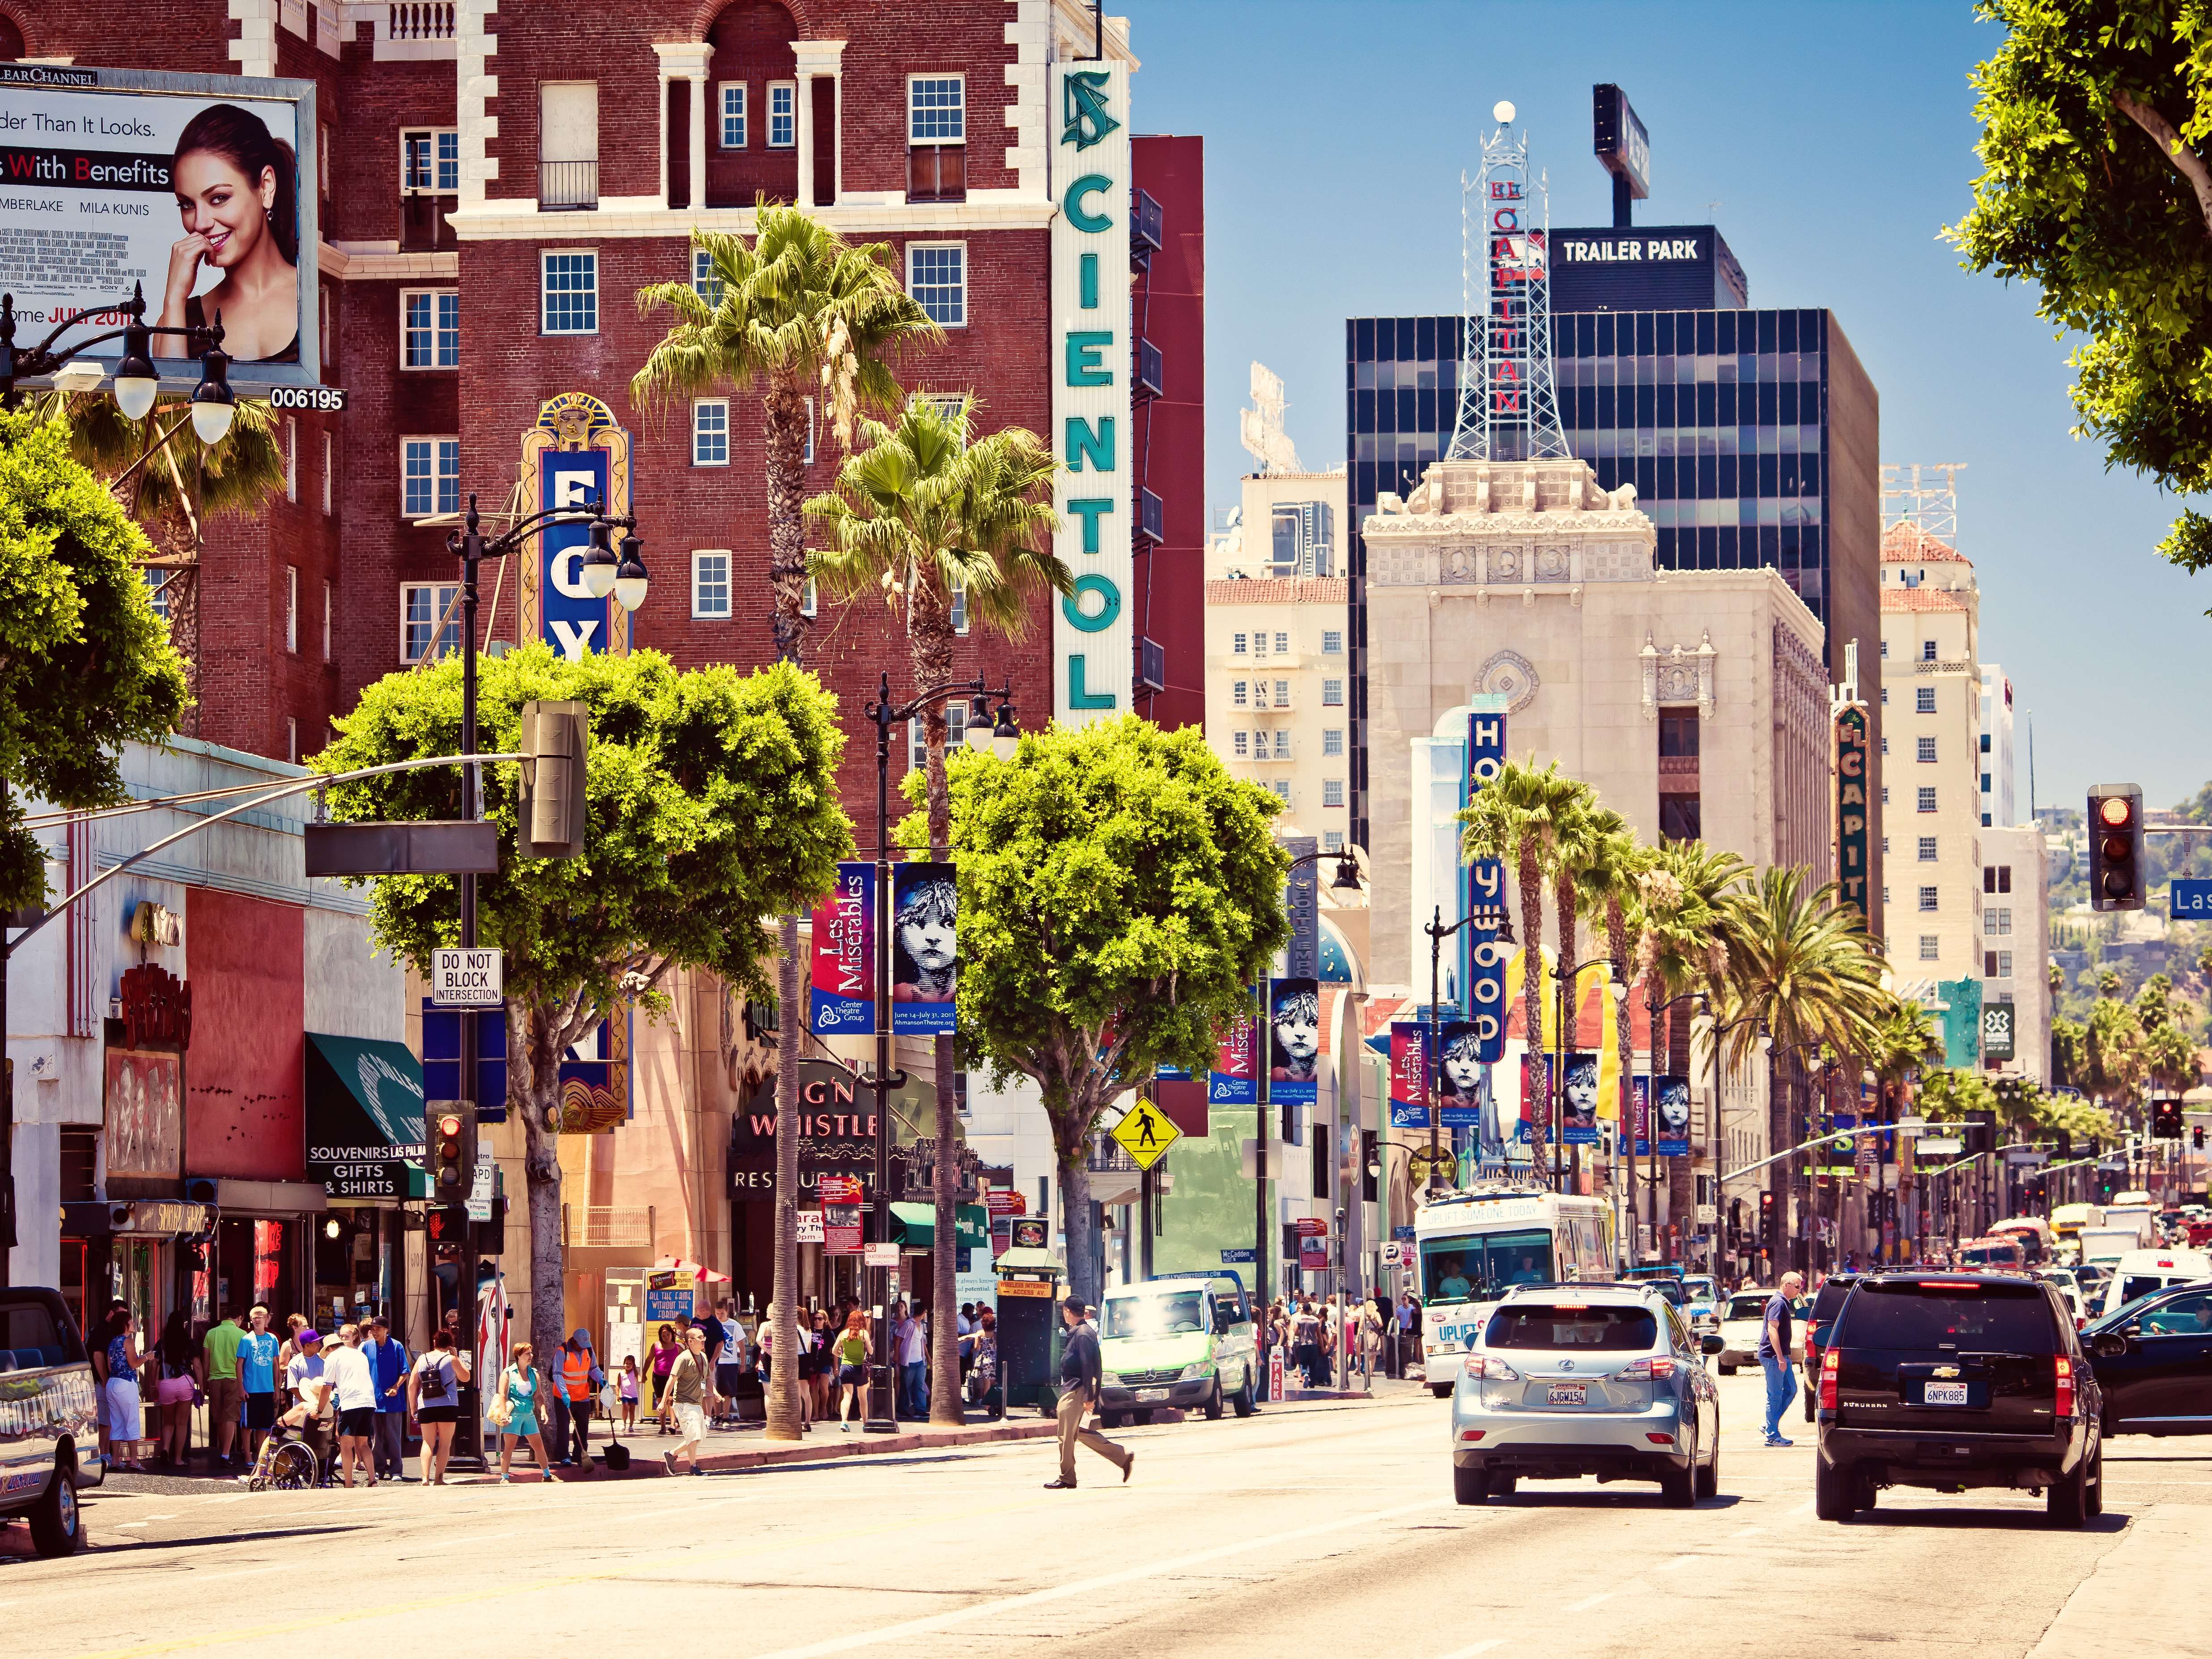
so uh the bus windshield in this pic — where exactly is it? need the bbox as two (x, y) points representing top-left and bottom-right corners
(1419, 1229), (1554, 1306)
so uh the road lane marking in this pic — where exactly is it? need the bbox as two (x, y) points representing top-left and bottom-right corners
(1789, 1499), (1815, 1514)
(750, 1497), (1451, 1659)
(1563, 1592), (1612, 1613)
(1658, 1555), (1697, 1572)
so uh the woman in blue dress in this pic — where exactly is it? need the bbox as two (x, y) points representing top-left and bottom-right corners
(496, 1341), (552, 1483)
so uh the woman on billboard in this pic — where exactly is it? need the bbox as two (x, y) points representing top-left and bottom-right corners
(1436, 1025), (1484, 1110)
(1269, 982), (1320, 1082)
(159, 103), (300, 363)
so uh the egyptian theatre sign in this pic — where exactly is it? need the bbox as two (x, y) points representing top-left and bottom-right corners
(1051, 63), (1133, 722)
(520, 392), (635, 660)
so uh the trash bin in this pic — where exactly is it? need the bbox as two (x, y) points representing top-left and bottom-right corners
(993, 1245), (1064, 1418)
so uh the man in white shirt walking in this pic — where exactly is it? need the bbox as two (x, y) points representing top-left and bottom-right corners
(320, 1325), (381, 1488)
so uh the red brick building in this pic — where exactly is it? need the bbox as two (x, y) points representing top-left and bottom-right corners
(5, 0), (1201, 802)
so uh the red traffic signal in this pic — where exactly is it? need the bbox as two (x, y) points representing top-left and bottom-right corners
(430, 1101), (474, 1195)
(2087, 784), (2145, 912)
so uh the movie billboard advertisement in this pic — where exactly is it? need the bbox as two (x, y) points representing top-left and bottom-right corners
(0, 67), (321, 388)
(889, 860), (957, 1034)
(1517, 1052), (1552, 1143)
(1560, 1050), (1599, 1144)
(1268, 977), (1320, 1107)
(1210, 1013), (1258, 1106)
(1436, 1021), (1484, 1128)
(809, 861), (874, 1035)
(1655, 1074), (1693, 1157)
(1388, 1022), (1429, 1130)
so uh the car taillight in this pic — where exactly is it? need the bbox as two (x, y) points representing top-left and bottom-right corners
(1472, 1355), (1520, 1381)
(1618, 1356), (1676, 1380)
(2055, 1356), (2075, 1419)
(1819, 1347), (1839, 1412)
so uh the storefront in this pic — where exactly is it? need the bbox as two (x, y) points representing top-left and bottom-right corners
(304, 1031), (429, 1334)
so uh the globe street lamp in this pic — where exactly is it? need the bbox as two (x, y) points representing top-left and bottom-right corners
(0, 282), (234, 440)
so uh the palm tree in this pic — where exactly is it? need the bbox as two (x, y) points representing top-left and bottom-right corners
(631, 204), (939, 1445)
(1869, 996), (1942, 1119)
(1576, 812), (1653, 1239)
(806, 394), (1063, 1425)
(1547, 783), (1602, 1181)
(1712, 866), (1886, 1268)
(1459, 758), (1590, 1185)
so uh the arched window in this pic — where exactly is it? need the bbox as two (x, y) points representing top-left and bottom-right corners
(0, 18), (26, 59)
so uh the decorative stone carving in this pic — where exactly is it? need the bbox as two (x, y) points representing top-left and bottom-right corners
(1491, 544), (1523, 583)
(1535, 544), (1571, 582)
(1475, 649), (1540, 713)
(1405, 468), (1442, 515)
(1639, 630), (1718, 720)
(1440, 544), (1477, 583)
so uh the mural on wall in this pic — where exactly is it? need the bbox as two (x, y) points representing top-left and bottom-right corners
(106, 1050), (183, 1180)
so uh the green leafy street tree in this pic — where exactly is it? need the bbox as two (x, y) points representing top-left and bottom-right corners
(924, 715), (1288, 1309)
(1459, 758), (1590, 1185)
(311, 643), (851, 1383)
(1951, 1), (2212, 574)
(631, 204), (935, 1440)
(0, 408), (188, 910)
(808, 393), (1063, 1423)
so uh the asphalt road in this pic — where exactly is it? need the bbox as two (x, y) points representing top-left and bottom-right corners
(11, 1369), (2211, 1659)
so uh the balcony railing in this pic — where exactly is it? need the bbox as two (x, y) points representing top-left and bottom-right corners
(1132, 187), (1164, 257)
(539, 159), (599, 211)
(563, 1204), (654, 1250)
(389, 1), (455, 38)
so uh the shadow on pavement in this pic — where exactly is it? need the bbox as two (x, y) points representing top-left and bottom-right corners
(1829, 1508), (2129, 1532)
(1479, 1492), (1746, 1511)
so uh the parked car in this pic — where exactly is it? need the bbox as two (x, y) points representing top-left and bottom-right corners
(0, 1287), (104, 1556)
(1716, 1288), (1801, 1375)
(2081, 1282), (2212, 1435)
(1450, 1283), (1724, 1507)
(1813, 1271), (2101, 1527)
(1680, 1275), (1723, 1333)
(1799, 1273), (1864, 1421)
(1095, 1272), (1258, 1425)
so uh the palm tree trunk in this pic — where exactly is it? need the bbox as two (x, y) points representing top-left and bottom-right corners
(1555, 870), (1579, 1192)
(1518, 843), (1549, 1185)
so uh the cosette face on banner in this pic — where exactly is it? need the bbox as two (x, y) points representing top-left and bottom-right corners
(0, 66), (322, 389)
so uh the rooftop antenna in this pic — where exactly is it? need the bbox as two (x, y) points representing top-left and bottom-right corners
(1880, 463), (1967, 546)
(1448, 101), (1570, 464)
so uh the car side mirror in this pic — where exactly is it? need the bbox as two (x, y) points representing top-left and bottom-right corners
(1701, 1334), (1725, 1357)
(2093, 1333), (2128, 1358)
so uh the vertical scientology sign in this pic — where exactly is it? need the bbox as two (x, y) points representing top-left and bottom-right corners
(1051, 64), (1132, 723)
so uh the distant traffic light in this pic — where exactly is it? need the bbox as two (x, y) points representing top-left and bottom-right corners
(430, 1100), (476, 1200)
(1759, 1189), (1776, 1249)
(2195, 1125), (2207, 1152)
(2054, 1127), (2072, 1162)
(2152, 1098), (2185, 1140)
(2087, 784), (2145, 912)
(518, 699), (589, 859)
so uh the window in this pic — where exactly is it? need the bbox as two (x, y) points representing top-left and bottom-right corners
(323, 581), (332, 659)
(322, 431), (333, 515)
(909, 76), (965, 142)
(1983, 865), (2012, 894)
(401, 583), (461, 662)
(1985, 907), (2013, 936)
(1271, 781), (1290, 803)
(1917, 836), (1936, 861)
(949, 574), (969, 635)
(1323, 778), (1345, 807)
(541, 251), (598, 334)
(1323, 630), (1344, 654)
(1880, 736), (1889, 757)
(1233, 633), (1247, 655)
(1917, 886), (1938, 912)
(906, 243), (966, 327)
(1250, 728), (1268, 756)
(283, 417), (297, 501)
(909, 701), (966, 770)
(1274, 680), (1290, 706)
(801, 575), (817, 617)
(1275, 632), (1289, 654)
(285, 565), (298, 652)
(691, 246), (723, 308)
(693, 398), (729, 466)
(1917, 786), (1936, 813)
(1882, 786), (1891, 805)
(692, 550), (732, 618)
(719, 82), (747, 148)
(1921, 638), (1937, 662)
(400, 437), (460, 517)
(1879, 638), (1890, 658)
(401, 128), (459, 194)
(1252, 633), (1268, 658)
(1233, 681), (1247, 707)
(1659, 707), (1700, 758)
(1919, 935), (1940, 962)
(1233, 732), (1248, 757)
(1659, 795), (1702, 841)
(1986, 950), (2014, 978)
(1273, 730), (1291, 759)
(1323, 728), (1344, 757)
(401, 289), (459, 369)
(1880, 686), (1889, 706)
(1883, 837), (1890, 855)
(1979, 732), (1991, 753)
(1917, 736), (1937, 764)
(1322, 678), (1344, 707)
(1916, 686), (1936, 714)
(767, 81), (796, 148)
(1981, 772), (1991, 792)
(1323, 831), (1344, 852)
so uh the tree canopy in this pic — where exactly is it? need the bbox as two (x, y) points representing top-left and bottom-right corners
(0, 407), (188, 909)
(1951, 0), (2212, 575)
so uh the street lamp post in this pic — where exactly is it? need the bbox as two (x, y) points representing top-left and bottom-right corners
(442, 493), (643, 1338)
(1422, 902), (1514, 1195)
(862, 675), (1017, 1432)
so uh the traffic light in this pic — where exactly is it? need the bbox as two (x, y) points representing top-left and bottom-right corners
(2195, 1125), (2207, 1152)
(430, 1100), (475, 1201)
(2152, 1099), (2184, 1140)
(1759, 1189), (1776, 1249)
(2055, 1127), (2072, 1162)
(2087, 784), (2145, 912)
(517, 699), (589, 859)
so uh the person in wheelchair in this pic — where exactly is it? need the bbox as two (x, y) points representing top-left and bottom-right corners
(249, 1365), (338, 1490)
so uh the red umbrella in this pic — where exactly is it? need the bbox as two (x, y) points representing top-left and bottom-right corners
(654, 1254), (732, 1284)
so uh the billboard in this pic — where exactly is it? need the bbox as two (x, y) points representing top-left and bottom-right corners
(0, 66), (320, 389)
(1387, 1021), (1429, 1131)
(1560, 1051), (1599, 1145)
(1591, 83), (1650, 200)
(1654, 1075), (1692, 1158)
(889, 860), (958, 1034)
(1210, 1012), (1258, 1106)
(1268, 977), (1320, 1107)
(1436, 1021), (1484, 1128)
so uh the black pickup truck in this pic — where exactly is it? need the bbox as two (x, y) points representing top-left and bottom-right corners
(0, 1288), (104, 1555)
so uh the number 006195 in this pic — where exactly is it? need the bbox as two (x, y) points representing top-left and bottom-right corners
(268, 385), (348, 412)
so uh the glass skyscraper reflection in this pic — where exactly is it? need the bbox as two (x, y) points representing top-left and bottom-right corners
(1342, 306), (1879, 855)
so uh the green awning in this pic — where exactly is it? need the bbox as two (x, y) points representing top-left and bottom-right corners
(889, 1201), (988, 1252)
(305, 1032), (427, 1200)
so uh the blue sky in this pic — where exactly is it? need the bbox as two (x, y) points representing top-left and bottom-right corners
(1128, 0), (2208, 813)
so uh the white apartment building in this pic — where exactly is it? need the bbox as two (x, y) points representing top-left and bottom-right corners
(1981, 823), (2052, 1087)
(1204, 468), (1353, 848)
(1880, 524), (1983, 980)
(1979, 664), (2017, 828)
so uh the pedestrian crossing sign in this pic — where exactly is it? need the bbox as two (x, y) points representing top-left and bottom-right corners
(1111, 1097), (1181, 1169)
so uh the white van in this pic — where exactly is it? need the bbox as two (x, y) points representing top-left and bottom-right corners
(2093, 1248), (2212, 1321)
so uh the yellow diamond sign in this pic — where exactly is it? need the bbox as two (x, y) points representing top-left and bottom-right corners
(1111, 1097), (1181, 1169)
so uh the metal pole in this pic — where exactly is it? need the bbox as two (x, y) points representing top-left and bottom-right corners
(1, 775), (11, 1288)
(1256, 978), (1270, 1336)
(1428, 909), (1442, 1197)
(870, 674), (895, 1432)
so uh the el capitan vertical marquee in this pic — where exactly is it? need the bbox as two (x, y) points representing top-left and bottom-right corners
(1051, 63), (1133, 723)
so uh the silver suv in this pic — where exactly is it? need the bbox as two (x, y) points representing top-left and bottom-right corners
(1450, 1283), (1723, 1507)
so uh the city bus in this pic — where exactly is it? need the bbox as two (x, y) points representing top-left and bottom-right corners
(1412, 1186), (1616, 1397)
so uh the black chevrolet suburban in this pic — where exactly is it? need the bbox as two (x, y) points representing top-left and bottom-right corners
(1813, 1272), (2101, 1527)
(0, 1289), (103, 1555)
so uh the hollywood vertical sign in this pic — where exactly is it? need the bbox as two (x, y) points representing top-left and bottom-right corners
(1051, 63), (1133, 722)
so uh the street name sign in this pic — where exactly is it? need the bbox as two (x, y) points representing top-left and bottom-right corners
(432, 947), (503, 1007)
(1918, 1137), (1964, 1156)
(2173, 879), (2212, 920)
(1111, 1098), (1181, 1169)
